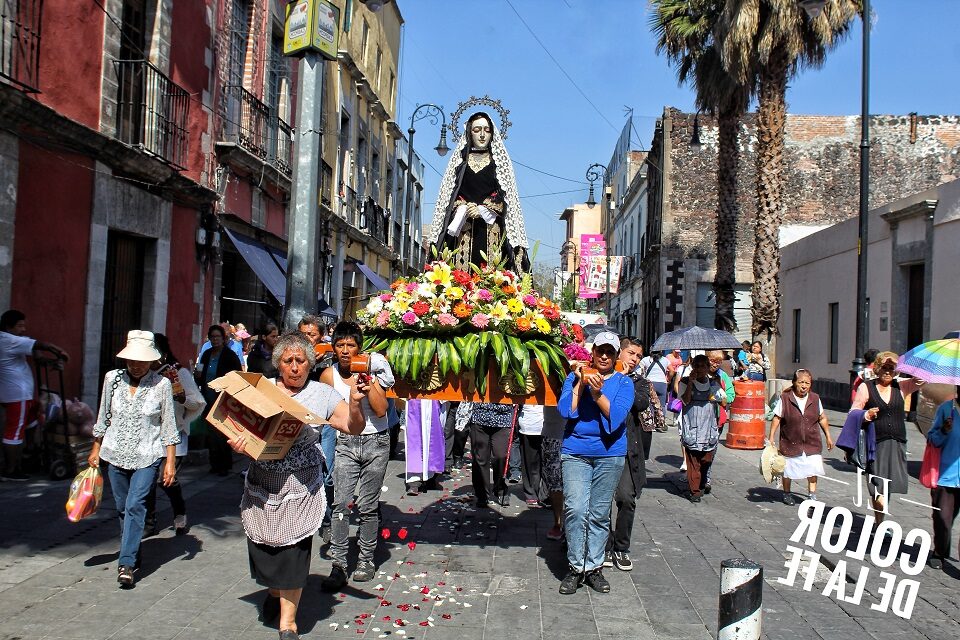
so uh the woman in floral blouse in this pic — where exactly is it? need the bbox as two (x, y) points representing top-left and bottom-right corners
(88, 331), (179, 588)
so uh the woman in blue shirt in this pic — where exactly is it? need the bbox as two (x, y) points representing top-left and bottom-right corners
(926, 391), (960, 569)
(557, 331), (634, 595)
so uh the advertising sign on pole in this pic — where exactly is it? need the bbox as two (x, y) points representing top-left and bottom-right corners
(284, 0), (340, 60)
(578, 234), (605, 299)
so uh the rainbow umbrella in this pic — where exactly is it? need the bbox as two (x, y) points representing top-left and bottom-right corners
(897, 339), (960, 385)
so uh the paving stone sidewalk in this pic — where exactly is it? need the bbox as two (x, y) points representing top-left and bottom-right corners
(0, 410), (957, 640)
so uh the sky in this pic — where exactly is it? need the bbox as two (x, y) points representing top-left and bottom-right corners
(393, 0), (960, 269)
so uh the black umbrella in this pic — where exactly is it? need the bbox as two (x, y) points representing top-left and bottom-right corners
(650, 326), (743, 352)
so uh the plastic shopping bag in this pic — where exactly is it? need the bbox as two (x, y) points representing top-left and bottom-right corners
(66, 467), (103, 522)
(919, 441), (941, 490)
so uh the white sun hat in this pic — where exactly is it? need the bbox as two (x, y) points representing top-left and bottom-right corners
(116, 330), (162, 362)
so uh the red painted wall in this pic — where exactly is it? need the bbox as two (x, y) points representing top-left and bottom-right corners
(265, 190), (287, 239)
(169, 0), (213, 184)
(165, 205), (202, 367)
(34, 0), (104, 129)
(225, 178), (253, 224)
(11, 144), (94, 400)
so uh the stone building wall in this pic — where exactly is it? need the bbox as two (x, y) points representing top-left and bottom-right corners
(659, 107), (960, 270)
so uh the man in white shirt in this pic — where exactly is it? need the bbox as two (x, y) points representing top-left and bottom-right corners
(0, 310), (69, 480)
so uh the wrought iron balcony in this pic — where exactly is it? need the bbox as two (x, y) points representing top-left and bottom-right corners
(274, 116), (292, 176)
(0, 0), (42, 92)
(221, 84), (293, 177)
(222, 84), (269, 160)
(113, 59), (190, 169)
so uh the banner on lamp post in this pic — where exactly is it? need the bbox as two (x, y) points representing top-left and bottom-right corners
(578, 234), (604, 299)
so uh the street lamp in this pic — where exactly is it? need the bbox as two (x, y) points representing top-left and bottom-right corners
(585, 162), (611, 319)
(800, 0), (870, 383)
(403, 104), (448, 274)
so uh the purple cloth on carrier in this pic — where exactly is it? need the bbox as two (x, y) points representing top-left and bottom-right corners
(406, 400), (445, 476)
(836, 409), (875, 467)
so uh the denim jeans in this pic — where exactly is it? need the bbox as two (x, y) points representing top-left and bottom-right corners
(320, 424), (337, 527)
(329, 430), (391, 567)
(107, 459), (161, 568)
(562, 454), (624, 572)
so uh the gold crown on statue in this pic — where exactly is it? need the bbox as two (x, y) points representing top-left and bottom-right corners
(448, 95), (512, 140)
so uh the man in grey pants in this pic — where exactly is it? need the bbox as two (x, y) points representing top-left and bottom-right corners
(320, 322), (394, 589)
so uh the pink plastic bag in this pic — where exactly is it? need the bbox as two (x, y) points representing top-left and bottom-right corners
(66, 467), (103, 522)
(920, 441), (941, 490)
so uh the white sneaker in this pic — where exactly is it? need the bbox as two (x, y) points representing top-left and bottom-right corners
(174, 515), (188, 535)
(680, 462), (687, 472)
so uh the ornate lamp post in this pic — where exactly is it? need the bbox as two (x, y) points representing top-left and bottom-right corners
(585, 162), (610, 318)
(403, 104), (449, 273)
(799, 0), (870, 382)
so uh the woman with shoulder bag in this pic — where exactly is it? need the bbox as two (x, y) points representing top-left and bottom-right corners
(925, 389), (960, 570)
(195, 324), (243, 476)
(87, 331), (180, 588)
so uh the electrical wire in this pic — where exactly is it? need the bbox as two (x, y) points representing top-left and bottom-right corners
(503, 0), (619, 135)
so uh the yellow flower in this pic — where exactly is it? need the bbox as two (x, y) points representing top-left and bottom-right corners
(535, 317), (552, 334)
(506, 298), (524, 314)
(430, 262), (452, 288)
(489, 301), (510, 320)
(390, 298), (410, 313)
(447, 286), (464, 299)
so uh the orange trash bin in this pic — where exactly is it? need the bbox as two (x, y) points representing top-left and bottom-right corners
(725, 379), (766, 450)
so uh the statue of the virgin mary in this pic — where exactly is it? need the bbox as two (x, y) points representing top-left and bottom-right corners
(428, 97), (529, 273)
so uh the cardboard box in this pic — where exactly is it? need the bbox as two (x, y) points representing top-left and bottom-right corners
(206, 371), (325, 460)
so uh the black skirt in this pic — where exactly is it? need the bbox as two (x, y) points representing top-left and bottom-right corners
(247, 536), (313, 590)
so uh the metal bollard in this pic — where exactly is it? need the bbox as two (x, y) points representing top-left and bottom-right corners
(717, 558), (762, 640)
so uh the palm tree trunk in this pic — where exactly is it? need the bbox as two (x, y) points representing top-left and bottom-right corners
(713, 105), (741, 333)
(752, 44), (789, 338)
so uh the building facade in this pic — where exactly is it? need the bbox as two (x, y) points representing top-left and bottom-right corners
(0, 0), (424, 409)
(778, 178), (960, 407)
(640, 107), (960, 350)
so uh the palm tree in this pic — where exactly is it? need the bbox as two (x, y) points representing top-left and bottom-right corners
(716, 0), (859, 338)
(651, 0), (752, 333)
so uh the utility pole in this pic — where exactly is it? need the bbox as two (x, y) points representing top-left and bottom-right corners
(283, 51), (324, 331)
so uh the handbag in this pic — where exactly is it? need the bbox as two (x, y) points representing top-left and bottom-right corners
(66, 467), (103, 522)
(666, 392), (683, 414)
(920, 441), (941, 490)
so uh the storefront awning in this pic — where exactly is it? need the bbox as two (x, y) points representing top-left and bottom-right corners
(223, 228), (286, 305)
(267, 246), (336, 318)
(354, 261), (390, 292)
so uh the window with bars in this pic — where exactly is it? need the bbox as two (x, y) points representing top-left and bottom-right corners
(228, 0), (251, 86)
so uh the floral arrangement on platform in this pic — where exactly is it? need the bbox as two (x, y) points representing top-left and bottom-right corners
(358, 248), (570, 395)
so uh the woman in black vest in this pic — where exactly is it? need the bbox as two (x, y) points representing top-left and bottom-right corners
(851, 351), (924, 527)
(768, 369), (833, 505)
(195, 324), (243, 475)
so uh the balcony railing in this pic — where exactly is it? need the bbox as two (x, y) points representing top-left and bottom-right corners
(113, 59), (190, 169)
(274, 116), (292, 176)
(0, 0), (42, 92)
(221, 84), (293, 176)
(222, 84), (269, 159)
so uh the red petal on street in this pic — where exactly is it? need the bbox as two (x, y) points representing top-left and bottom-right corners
(419, 621), (430, 627)
(397, 528), (408, 540)
(338, 593), (346, 599)
(383, 616), (392, 621)
(348, 502), (355, 509)
(405, 561), (415, 565)
(420, 586), (430, 594)
(380, 600), (392, 606)
(396, 619), (406, 626)
(442, 614), (452, 620)
(381, 528), (391, 539)
(357, 630), (364, 634)
(407, 542), (416, 550)
(456, 587), (463, 591)
(437, 581), (446, 586)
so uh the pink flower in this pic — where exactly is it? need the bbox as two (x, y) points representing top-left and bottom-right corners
(402, 312), (418, 325)
(438, 313), (458, 326)
(379, 293), (393, 302)
(470, 313), (490, 329)
(523, 294), (538, 307)
(405, 282), (418, 293)
(376, 310), (390, 327)
(477, 289), (493, 301)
